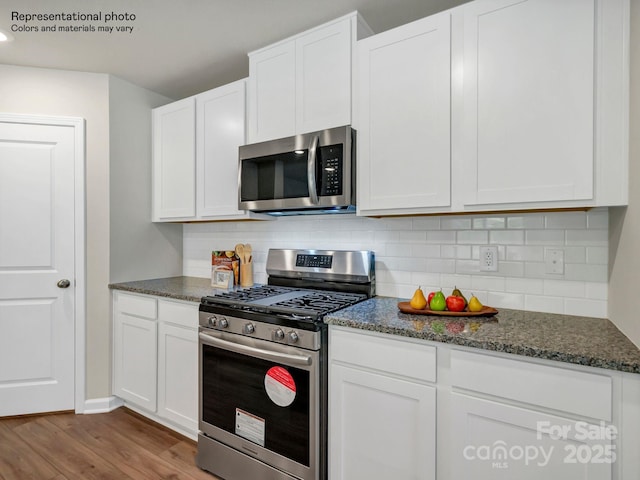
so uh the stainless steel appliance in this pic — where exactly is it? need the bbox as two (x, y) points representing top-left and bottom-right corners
(197, 249), (375, 480)
(238, 126), (356, 215)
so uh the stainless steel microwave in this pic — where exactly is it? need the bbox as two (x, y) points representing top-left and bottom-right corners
(238, 125), (355, 215)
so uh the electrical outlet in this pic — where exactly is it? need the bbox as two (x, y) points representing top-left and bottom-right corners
(546, 249), (565, 274)
(479, 246), (499, 272)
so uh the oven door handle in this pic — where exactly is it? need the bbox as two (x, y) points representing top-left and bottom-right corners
(199, 332), (313, 366)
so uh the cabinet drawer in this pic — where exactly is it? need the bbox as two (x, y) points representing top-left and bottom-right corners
(450, 350), (612, 421)
(330, 328), (436, 383)
(115, 292), (157, 319)
(158, 299), (198, 329)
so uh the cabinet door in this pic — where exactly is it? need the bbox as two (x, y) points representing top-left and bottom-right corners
(330, 364), (436, 480)
(357, 12), (451, 214)
(248, 42), (296, 143)
(196, 80), (247, 218)
(451, 393), (612, 479)
(157, 321), (198, 432)
(113, 309), (158, 411)
(152, 97), (196, 220)
(461, 0), (594, 206)
(296, 18), (351, 134)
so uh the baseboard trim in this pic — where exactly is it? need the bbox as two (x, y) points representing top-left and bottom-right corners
(82, 396), (124, 414)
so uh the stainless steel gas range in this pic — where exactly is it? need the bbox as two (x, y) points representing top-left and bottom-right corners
(197, 249), (375, 480)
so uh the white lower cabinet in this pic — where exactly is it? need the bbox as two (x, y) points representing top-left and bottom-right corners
(113, 291), (198, 437)
(451, 393), (612, 479)
(157, 299), (198, 433)
(329, 327), (437, 480)
(328, 326), (640, 480)
(113, 292), (158, 411)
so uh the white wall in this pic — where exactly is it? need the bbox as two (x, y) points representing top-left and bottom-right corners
(184, 209), (609, 318)
(609, 1), (640, 348)
(109, 75), (183, 283)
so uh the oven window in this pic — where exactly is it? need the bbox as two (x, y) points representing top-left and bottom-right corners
(201, 344), (311, 466)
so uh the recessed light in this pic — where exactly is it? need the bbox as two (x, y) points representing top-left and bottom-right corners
(0, 28), (14, 42)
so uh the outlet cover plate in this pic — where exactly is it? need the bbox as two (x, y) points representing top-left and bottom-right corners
(479, 246), (498, 272)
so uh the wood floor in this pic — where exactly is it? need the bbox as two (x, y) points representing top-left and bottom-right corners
(0, 407), (221, 480)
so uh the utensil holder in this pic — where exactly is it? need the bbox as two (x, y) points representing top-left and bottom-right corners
(240, 262), (253, 287)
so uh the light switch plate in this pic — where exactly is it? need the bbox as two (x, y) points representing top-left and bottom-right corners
(546, 249), (565, 274)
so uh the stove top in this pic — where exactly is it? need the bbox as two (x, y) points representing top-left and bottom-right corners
(201, 285), (367, 320)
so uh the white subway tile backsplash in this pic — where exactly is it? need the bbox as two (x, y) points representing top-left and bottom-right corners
(586, 282), (608, 300)
(543, 279), (586, 298)
(506, 246), (544, 262)
(488, 292), (525, 310)
(473, 217), (506, 229)
(457, 230), (488, 245)
(566, 229), (608, 246)
(412, 217), (441, 230)
(564, 298), (607, 318)
(426, 230), (456, 244)
(472, 275), (506, 292)
(441, 217), (471, 230)
(587, 208), (609, 229)
(183, 209), (610, 318)
(506, 277), (544, 295)
(586, 247), (608, 264)
(490, 230), (525, 245)
(525, 295), (565, 314)
(526, 230), (565, 245)
(507, 214), (545, 229)
(545, 212), (587, 229)
(564, 263), (608, 282)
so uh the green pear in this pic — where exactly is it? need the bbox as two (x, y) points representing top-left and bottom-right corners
(430, 290), (446, 311)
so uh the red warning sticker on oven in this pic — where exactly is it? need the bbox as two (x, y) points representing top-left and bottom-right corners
(264, 366), (296, 407)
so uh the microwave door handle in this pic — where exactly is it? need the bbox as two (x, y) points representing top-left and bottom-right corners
(199, 332), (312, 367)
(307, 135), (320, 205)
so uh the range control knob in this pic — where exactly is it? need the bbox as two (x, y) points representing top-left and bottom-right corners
(207, 315), (217, 327)
(243, 323), (255, 334)
(218, 317), (229, 329)
(274, 328), (285, 340)
(288, 331), (299, 344)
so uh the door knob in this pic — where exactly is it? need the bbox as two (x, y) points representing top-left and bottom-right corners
(57, 279), (71, 288)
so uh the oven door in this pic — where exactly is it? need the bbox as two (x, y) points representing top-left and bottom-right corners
(199, 328), (320, 480)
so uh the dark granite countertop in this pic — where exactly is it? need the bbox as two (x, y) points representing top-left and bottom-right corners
(325, 296), (640, 374)
(109, 276), (217, 303)
(109, 277), (640, 374)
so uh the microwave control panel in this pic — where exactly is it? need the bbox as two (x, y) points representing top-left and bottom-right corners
(319, 145), (343, 197)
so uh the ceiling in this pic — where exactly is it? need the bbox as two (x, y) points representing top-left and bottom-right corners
(0, 0), (468, 100)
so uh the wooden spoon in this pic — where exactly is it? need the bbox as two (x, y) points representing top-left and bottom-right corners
(235, 243), (245, 264)
(244, 244), (252, 264)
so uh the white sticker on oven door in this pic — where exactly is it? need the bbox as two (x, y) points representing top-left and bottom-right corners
(264, 366), (296, 407)
(235, 408), (265, 446)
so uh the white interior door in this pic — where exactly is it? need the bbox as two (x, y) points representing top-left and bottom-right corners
(0, 117), (78, 416)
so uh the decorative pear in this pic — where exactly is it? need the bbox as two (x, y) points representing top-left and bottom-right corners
(430, 290), (446, 311)
(468, 294), (484, 312)
(410, 286), (428, 310)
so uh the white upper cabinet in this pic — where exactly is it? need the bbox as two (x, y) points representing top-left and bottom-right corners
(461, 0), (595, 207)
(356, 12), (452, 215)
(248, 42), (296, 142)
(356, 0), (629, 216)
(153, 79), (268, 222)
(196, 80), (248, 218)
(248, 12), (372, 144)
(152, 97), (196, 221)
